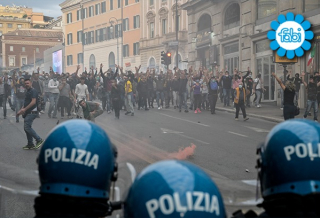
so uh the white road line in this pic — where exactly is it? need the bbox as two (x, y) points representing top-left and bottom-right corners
(177, 133), (210, 145)
(245, 126), (269, 133)
(228, 131), (248, 138)
(157, 112), (210, 127)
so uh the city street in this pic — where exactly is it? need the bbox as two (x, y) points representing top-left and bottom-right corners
(0, 106), (276, 217)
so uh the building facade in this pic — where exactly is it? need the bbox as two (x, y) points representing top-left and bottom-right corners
(60, 0), (141, 74)
(1, 29), (62, 72)
(182, 0), (320, 104)
(140, 0), (188, 71)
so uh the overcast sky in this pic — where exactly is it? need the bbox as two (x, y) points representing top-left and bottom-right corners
(1, 0), (65, 18)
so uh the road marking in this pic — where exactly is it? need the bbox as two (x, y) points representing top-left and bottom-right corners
(157, 112), (210, 127)
(161, 128), (184, 134)
(242, 180), (259, 186)
(245, 126), (269, 133)
(228, 131), (248, 138)
(177, 133), (210, 145)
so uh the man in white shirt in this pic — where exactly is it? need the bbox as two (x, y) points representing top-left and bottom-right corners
(74, 77), (89, 118)
(253, 74), (265, 108)
(48, 75), (60, 118)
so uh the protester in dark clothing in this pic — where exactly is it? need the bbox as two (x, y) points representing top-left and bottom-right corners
(164, 77), (172, 108)
(234, 83), (249, 121)
(245, 73), (254, 107)
(155, 75), (165, 109)
(220, 71), (233, 107)
(272, 72), (296, 120)
(17, 79), (43, 150)
(111, 81), (121, 119)
(15, 78), (26, 122)
(193, 80), (202, 113)
(178, 73), (189, 113)
(0, 77), (11, 119)
(287, 72), (303, 106)
(208, 76), (219, 114)
(137, 76), (149, 111)
(58, 77), (72, 119)
(147, 75), (154, 108)
(302, 71), (320, 121)
(100, 65), (113, 113)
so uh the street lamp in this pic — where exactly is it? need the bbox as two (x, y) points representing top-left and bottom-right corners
(58, 32), (65, 73)
(109, 17), (119, 67)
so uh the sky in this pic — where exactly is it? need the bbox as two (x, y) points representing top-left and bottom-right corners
(1, 0), (65, 18)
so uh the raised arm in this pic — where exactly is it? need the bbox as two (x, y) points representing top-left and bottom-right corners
(272, 72), (286, 90)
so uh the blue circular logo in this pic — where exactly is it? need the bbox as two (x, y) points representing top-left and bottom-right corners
(267, 12), (314, 59)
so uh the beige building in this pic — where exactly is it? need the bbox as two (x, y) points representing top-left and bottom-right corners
(60, 0), (141, 74)
(140, 0), (188, 71)
(182, 0), (320, 105)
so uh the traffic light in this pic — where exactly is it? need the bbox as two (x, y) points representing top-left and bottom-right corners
(166, 52), (172, 65)
(161, 51), (166, 65)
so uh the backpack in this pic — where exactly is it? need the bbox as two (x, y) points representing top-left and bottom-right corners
(210, 80), (218, 90)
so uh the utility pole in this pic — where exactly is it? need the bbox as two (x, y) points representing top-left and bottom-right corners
(175, 0), (179, 69)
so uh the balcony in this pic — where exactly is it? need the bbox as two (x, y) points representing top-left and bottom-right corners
(162, 30), (188, 45)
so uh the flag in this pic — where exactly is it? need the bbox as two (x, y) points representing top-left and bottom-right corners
(308, 45), (316, 66)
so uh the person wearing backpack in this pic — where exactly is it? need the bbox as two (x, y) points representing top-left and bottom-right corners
(208, 75), (220, 114)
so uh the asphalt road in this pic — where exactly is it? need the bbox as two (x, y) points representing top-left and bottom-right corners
(0, 105), (277, 217)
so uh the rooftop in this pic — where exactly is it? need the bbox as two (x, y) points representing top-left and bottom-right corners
(3, 28), (63, 38)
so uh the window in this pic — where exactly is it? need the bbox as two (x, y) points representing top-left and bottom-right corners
(21, 57), (27, 65)
(10, 46), (13, 51)
(67, 55), (73, 66)
(133, 15), (140, 28)
(67, 13), (72, 23)
(9, 57), (15, 67)
(110, 0), (114, 10)
(89, 54), (96, 69)
(103, 28), (107, 40)
(95, 3), (100, 15)
(89, 6), (94, 17)
(0, 31), (2, 36)
(150, 0), (154, 6)
(8, 23), (13, 28)
(77, 31), (82, 43)
(87, 31), (94, 44)
(108, 26), (114, 39)
(36, 47), (39, 53)
(83, 32), (87, 44)
(77, 9), (81, 20)
(123, 44), (129, 57)
(17, 24), (22, 29)
(22, 47), (25, 52)
(101, 1), (107, 13)
(118, 0), (121, 8)
(150, 22), (154, 38)
(125, 0), (129, 6)
(123, 18), (129, 31)
(77, 53), (83, 64)
(96, 29), (101, 42)
(162, 19), (167, 35)
(67, 33), (73, 45)
(135, 0), (139, 2)
(303, 0), (320, 12)
(257, 0), (277, 19)
(224, 3), (240, 30)
(0, 23), (2, 27)
(133, 42), (140, 55)
(82, 8), (87, 19)
(115, 24), (122, 38)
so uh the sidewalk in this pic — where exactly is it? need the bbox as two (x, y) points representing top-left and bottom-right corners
(215, 100), (310, 123)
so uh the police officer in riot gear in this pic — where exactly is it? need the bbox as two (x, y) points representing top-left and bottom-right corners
(124, 160), (227, 218)
(233, 119), (320, 217)
(34, 120), (120, 217)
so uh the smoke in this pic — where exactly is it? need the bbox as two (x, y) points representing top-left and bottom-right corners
(168, 143), (197, 160)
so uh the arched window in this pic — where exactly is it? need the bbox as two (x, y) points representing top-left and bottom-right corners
(149, 57), (156, 68)
(108, 52), (115, 69)
(224, 3), (240, 30)
(197, 14), (211, 32)
(89, 54), (96, 69)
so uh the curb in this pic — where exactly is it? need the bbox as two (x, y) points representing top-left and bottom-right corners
(215, 107), (283, 123)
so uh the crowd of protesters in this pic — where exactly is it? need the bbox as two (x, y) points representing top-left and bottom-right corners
(2, 64), (304, 122)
